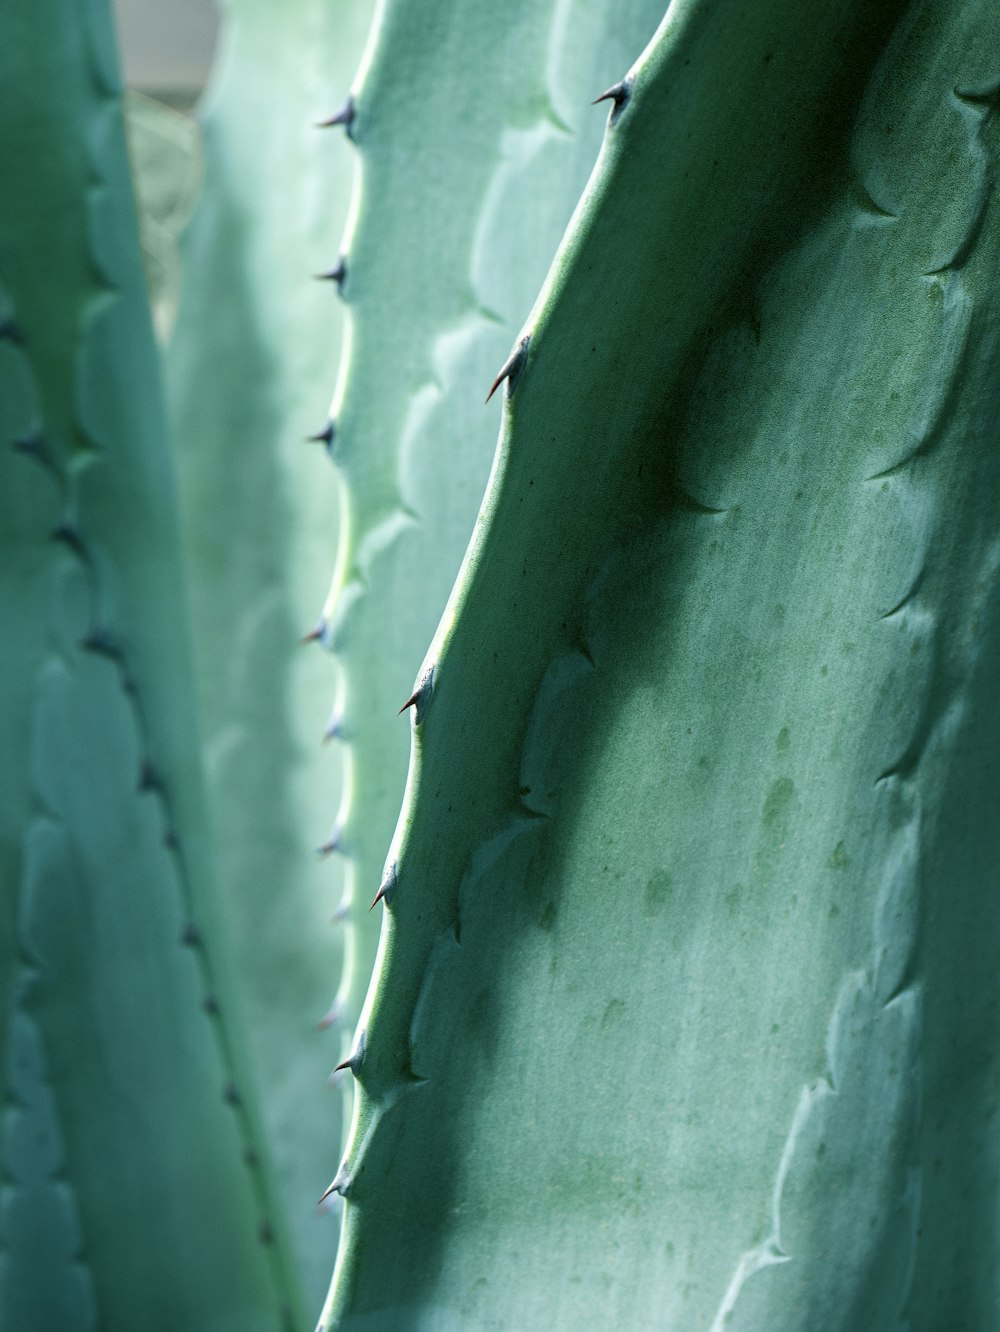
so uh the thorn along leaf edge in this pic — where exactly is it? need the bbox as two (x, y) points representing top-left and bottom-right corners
(317, 95), (356, 134)
(315, 258), (347, 290)
(591, 76), (633, 124)
(369, 862), (398, 913)
(485, 334), (531, 403)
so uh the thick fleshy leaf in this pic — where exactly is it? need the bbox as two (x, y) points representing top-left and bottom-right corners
(164, 0), (374, 1310)
(326, 0), (1000, 1326)
(321, 0), (667, 1147)
(0, 4), (297, 1327)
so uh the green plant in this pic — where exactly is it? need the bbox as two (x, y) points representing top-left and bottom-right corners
(5, 0), (1000, 1328)
(0, 4), (296, 1326)
(324, 0), (1000, 1326)
(163, 0), (372, 1307)
(312, 0), (667, 1165)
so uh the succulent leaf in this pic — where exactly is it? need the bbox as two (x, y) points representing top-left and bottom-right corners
(163, 0), (374, 1309)
(0, 4), (298, 1326)
(323, 0), (668, 1176)
(325, 0), (1000, 1326)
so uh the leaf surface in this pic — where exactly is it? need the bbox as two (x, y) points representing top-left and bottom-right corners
(165, 0), (373, 1307)
(326, 1), (1000, 1327)
(0, 4), (297, 1325)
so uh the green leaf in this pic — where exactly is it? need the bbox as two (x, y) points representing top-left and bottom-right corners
(0, 4), (298, 1326)
(327, 0), (1000, 1326)
(164, 0), (374, 1312)
(321, 0), (667, 1151)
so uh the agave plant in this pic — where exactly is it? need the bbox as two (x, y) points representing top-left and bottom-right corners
(0, 4), (298, 1326)
(4, 0), (1000, 1328)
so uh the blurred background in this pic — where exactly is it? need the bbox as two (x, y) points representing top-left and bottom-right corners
(111, 0), (218, 333)
(113, 0), (218, 104)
